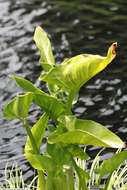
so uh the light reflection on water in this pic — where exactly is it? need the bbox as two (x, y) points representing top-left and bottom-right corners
(0, 0), (127, 183)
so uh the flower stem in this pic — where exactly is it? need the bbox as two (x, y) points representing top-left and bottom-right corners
(22, 119), (45, 190)
(66, 91), (75, 114)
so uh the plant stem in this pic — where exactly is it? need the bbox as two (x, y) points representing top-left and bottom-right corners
(22, 119), (45, 190)
(37, 170), (45, 190)
(66, 91), (75, 114)
(67, 168), (75, 190)
(23, 119), (38, 153)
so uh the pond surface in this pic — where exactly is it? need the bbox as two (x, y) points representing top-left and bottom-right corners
(0, 0), (127, 184)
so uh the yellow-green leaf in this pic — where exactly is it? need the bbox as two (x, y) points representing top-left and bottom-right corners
(48, 115), (125, 148)
(34, 26), (55, 71)
(42, 42), (117, 91)
(25, 152), (54, 171)
(97, 150), (127, 178)
(12, 75), (44, 94)
(25, 113), (49, 153)
(34, 93), (65, 119)
(3, 93), (33, 120)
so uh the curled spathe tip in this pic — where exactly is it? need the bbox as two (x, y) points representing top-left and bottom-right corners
(111, 42), (118, 55)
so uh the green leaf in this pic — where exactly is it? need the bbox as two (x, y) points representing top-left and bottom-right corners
(41, 42), (117, 91)
(25, 113), (49, 153)
(97, 150), (127, 178)
(48, 116), (125, 148)
(12, 75), (44, 94)
(76, 166), (89, 190)
(25, 152), (54, 172)
(34, 26), (55, 71)
(72, 159), (89, 190)
(47, 143), (71, 167)
(67, 145), (89, 160)
(3, 92), (33, 120)
(34, 93), (65, 119)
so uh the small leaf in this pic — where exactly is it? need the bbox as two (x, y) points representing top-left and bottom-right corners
(34, 26), (55, 71)
(42, 43), (117, 91)
(3, 93), (33, 120)
(12, 75), (44, 94)
(48, 116), (125, 148)
(67, 145), (89, 160)
(34, 93), (65, 119)
(25, 152), (54, 172)
(25, 113), (49, 153)
(97, 150), (127, 178)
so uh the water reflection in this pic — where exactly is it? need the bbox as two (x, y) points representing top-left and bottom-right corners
(0, 0), (127, 183)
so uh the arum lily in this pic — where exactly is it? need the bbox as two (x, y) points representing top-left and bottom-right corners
(42, 42), (117, 92)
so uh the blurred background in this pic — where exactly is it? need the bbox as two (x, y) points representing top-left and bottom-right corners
(0, 0), (127, 183)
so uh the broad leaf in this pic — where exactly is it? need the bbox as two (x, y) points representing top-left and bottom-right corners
(25, 152), (54, 172)
(25, 113), (49, 153)
(3, 93), (33, 120)
(42, 42), (117, 91)
(34, 93), (65, 119)
(97, 150), (127, 178)
(34, 26), (55, 71)
(12, 75), (44, 94)
(48, 116), (125, 148)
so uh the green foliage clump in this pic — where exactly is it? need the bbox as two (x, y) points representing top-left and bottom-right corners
(3, 26), (127, 190)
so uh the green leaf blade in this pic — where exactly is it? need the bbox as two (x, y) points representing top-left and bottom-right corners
(42, 43), (117, 91)
(12, 75), (44, 94)
(97, 150), (127, 178)
(48, 116), (125, 149)
(25, 153), (54, 172)
(34, 93), (65, 119)
(25, 113), (49, 153)
(34, 26), (55, 71)
(3, 92), (33, 120)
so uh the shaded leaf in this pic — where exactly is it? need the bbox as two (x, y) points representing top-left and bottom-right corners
(48, 116), (125, 148)
(72, 159), (89, 190)
(34, 26), (55, 71)
(47, 143), (71, 166)
(42, 43), (117, 91)
(67, 145), (89, 160)
(34, 93), (65, 119)
(77, 166), (89, 190)
(3, 93), (33, 120)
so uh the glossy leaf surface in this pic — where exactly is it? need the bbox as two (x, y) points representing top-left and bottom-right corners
(3, 93), (33, 120)
(48, 116), (124, 148)
(34, 26), (55, 71)
(42, 43), (117, 91)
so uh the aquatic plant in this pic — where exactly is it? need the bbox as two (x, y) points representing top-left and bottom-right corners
(3, 26), (126, 190)
(0, 162), (37, 190)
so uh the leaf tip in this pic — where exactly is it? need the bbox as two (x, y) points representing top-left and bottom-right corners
(107, 42), (118, 62)
(112, 42), (118, 55)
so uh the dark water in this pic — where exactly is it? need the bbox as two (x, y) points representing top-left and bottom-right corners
(1, 0), (127, 183)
